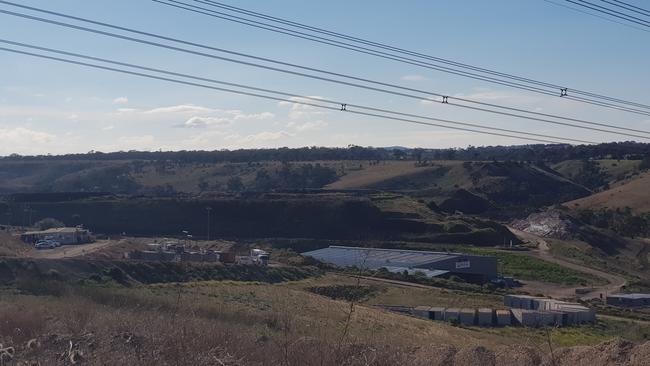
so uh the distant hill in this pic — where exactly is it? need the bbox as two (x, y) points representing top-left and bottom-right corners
(552, 159), (642, 190)
(565, 172), (650, 214)
(0, 158), (594, 218)
(328, 161), (590, 216)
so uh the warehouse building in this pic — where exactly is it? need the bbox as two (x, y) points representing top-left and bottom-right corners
(606, 293), (650, 307)
(302, 246), (498, 283)
(21, 227), (92, 245)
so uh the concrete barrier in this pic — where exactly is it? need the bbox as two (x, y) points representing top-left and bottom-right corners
(412, 306), (431, 319)
(477, 308), (493, 326)
(444, 308), (460, 322)
(496, 310), (512, 326)
(429, 307), (445, 321)
(459, 309), (476, 326)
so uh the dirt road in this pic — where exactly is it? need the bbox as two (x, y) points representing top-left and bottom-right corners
(508, 227), (627, 300)
(30, 240), (115, 259)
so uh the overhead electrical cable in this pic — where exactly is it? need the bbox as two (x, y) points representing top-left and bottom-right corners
(0, 39), (601, 144)
(599, 0), (650, 16)
(1, 0), (649, 115)
(543, 0), (650, 33)
(150, 0), (650, 113)
(564, 0), (650, 27)
(608, 0), (650, 15)
(1, 6), (649, 138)
(575, 0), (650, 23)
(0, 44), (595, 145)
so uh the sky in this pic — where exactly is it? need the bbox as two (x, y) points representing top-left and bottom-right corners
(0, 0), (649, 155)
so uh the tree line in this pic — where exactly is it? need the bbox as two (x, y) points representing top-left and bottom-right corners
(2, 142), (648, 164)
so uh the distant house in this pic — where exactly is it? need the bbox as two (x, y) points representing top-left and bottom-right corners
(21, 227), (92, 245)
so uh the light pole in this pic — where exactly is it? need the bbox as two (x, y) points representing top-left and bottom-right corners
(206, 207), (212, 241)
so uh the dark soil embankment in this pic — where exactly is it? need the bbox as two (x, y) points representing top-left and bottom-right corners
(0, 258), (320, 290)
(1, 193), (519, 245)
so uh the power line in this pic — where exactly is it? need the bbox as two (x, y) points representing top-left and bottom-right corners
(565, 0), (650, 27)
(599, 0), (650, 17)
(0, 44), (593, 145)
(578, 0), (650, 24)
(2, 6), (649, 138)
(584, 0), (650, 23)
(1, 0), (647, 115)
(543, 0), (650, 33)
(609, 0), (650, 15)
(152, 0), (650, 113)
(0, 38), (598, 144)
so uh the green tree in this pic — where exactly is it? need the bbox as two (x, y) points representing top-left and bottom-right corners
(35, 217), (65, 230)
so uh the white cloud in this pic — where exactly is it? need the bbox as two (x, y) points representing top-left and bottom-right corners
(287, 120), (328, 131)
(419, 96), (440, 105)
(117, 135), (155, 147)
(144, 104), (214, 114)
(233, 111), (274, 121)
(0, 127), (55, 144)
(113, 97), (129, 104)
(101, 125), (115, 131)
(278, 96), (328, 120)
(452, 88), (541, 104)
(115, 108), (138, 114)
(178, 111), (274, 129)
(230, 131), (295, 144)
(181, 116), (231, 128)
(400, 74), (427, 82)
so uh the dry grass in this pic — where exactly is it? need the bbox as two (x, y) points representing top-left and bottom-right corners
(1, 274), (649, 365)
(287, 274), (503, 309)
(565, 172), (650, 214)
(325, 161), (432, 189)
(0, 284), (485, 366)
(0, 232), (32, 257)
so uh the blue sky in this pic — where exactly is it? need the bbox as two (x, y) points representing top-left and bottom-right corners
(0, 0), (648, 155)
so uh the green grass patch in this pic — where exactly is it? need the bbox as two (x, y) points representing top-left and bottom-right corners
(462, 248), (605, 286)
(473, 318), (650, 347)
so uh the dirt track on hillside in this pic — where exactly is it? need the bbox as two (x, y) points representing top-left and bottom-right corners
(29, 240), (115, 259)
(508, 227), (627, 300)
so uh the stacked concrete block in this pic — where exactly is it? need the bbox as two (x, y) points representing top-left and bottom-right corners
(477, 308), (494, 326)
(554, 304), (596, 323)
(504, 295), (544, 310)
(496, 310), (512, 326)
(429, 307), (445, 321)
(539, 311), (560, 326)
(444, 308), (460, 322)
(547, 310), (567, 326)
(459, 309), (476, 325)
(413, 306), (432, 319)
(607, 293), (650, 307)
(511, 309), (544, 327)
(530, 298), (547, 310)
(505, 294), (596, 326)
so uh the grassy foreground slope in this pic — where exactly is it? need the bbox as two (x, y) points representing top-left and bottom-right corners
(2, 271), (650, 365)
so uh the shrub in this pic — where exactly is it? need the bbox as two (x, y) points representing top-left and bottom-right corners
(34, 217), (64, 230)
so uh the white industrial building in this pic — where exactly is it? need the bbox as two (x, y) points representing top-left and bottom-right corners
(21, 227), (92, 245)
